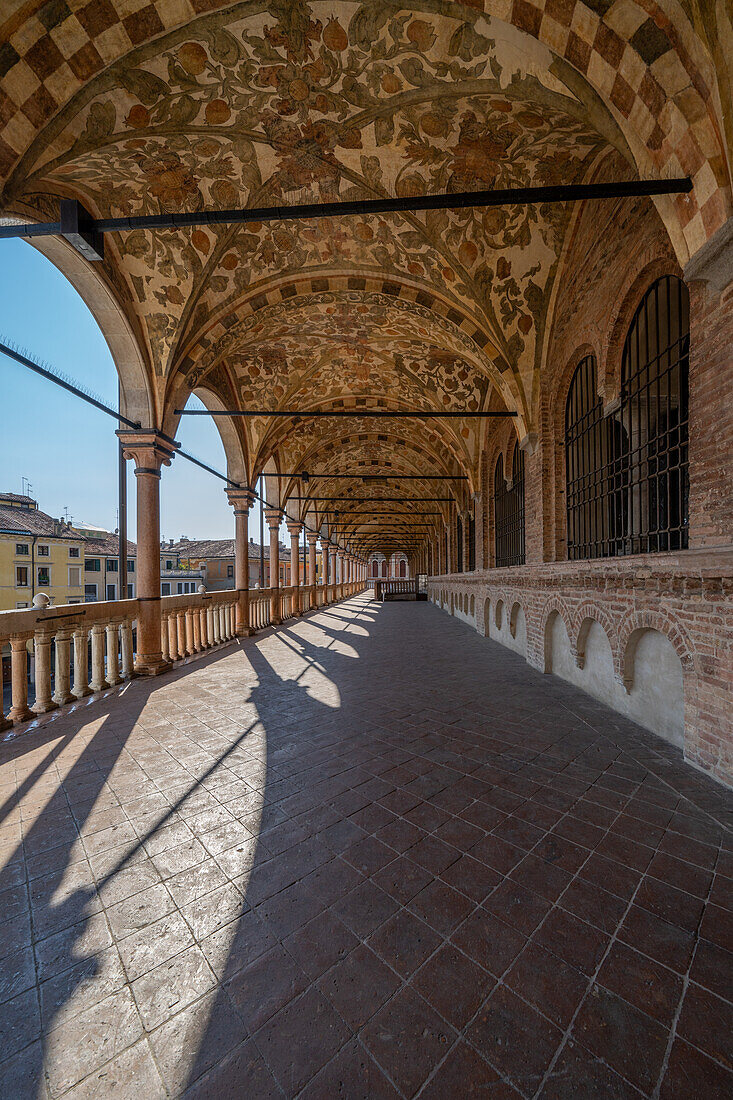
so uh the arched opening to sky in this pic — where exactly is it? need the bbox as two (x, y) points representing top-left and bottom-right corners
(0, 239), (251, 543)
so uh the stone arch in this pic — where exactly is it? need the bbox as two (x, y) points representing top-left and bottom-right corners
(495, 599), (504, 631)
(2, 1), (727, 263)
(176, 273), (525, 430)
(8, 217), (154, 427)
(621, 627), (687, 750)
(509, 601), (522, 640)
(573, 603), (619, 671)
(470, 594), (475, 618)
(539, 597), (574, 673)
(482, 597), (491, 637)
(603, 258), (684, 407)
(618, 609), (695, 690)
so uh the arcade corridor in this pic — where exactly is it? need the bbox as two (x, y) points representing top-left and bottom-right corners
(0, 593), (729, 1098)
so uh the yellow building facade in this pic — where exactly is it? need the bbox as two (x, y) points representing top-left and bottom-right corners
(0, 493), (85, 611)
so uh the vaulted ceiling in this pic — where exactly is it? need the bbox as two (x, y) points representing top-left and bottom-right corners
(1, 0), (729, 556)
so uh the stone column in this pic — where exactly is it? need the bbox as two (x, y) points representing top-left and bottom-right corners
(117, 430), (177, 675)
(307, 533), (318, 609)
(287, 521), (302, 614)
(265, 509), (282, 625)
(227, 488), (256, 636)
(329, 546), (337, 594)
(320, 538), (330, 589)
(337, 550), (345, 595)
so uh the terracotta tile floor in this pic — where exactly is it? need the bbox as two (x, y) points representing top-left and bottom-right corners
(0, 593), (731, 1098)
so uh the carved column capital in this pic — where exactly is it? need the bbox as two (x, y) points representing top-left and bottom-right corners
(116, 429), (178, 473)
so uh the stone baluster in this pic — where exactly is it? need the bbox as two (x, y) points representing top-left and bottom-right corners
(72, 627), (90, 699)
(105, 623), (121, 685)
(32, 630), (56, 715)
(89, 624), (109, 693)
(160, 613), (170, 663)
(185, 607), (195, 655)
(53, 628), (73, 705)
(0, 653), (10, 730)
(9, 636), (33, 723)
(121, 621), (135, 679)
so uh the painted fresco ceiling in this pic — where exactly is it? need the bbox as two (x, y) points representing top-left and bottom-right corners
(3, 0), (707, 550)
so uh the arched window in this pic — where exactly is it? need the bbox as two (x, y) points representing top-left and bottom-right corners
(565, 354), (607, 560)
(456, 515), (463, 573)
(399, 559), (406, 578)
(381, 560), (387, 578)
(371, 560), (378, 578)
(565, 278), (689, 560)
(494, 448), (525, 567)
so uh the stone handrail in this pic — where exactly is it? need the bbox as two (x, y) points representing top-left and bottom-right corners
(0, 596), (139, 730)
(0, 581), (366, 731)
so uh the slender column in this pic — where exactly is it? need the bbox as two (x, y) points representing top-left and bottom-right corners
(72, 627), (90, 699)
(9, 637), (33, 722)
(161, 613), (170, 662)
(53, 629), (73, 705)
(192, 607), (201, 652)
(264, 509), (282, 625)
(329, 547), (337, 598)
(320, 538), (330, 590)
(117, 430), (177, 675)
(337, 551), (345, 596)
(287, 521), (302, 615)
(32, 631), (57, 715)
(88, 624), (107, 690)
(307, 533), (318, 609)
(227, 489), (256, 635)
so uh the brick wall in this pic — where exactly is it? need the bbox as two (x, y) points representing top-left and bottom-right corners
(429, 551), (733, 788)
(430, 192), (733, 789)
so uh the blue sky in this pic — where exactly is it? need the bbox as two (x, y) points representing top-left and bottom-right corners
(0, 238), (269, 543)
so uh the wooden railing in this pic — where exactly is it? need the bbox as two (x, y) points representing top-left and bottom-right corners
(0, 580), (365, 731)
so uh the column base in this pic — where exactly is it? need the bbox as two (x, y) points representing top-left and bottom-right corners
(33, 700), (58, 717)
(53, 692), (74, 706)
(134, 657), (172, 677)
(0, 717), (12, 732)
(9, 706), (34, 723)
(72, 687), (91, 700)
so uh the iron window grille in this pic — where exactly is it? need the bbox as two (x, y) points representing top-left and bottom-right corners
(495, 448), (525, 567)
(565, 277), (689, 560)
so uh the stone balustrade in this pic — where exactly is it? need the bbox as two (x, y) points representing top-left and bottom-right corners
(0, 580), (366, 733)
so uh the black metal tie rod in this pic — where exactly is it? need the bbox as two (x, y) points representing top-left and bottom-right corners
(0, 180), (691, 261)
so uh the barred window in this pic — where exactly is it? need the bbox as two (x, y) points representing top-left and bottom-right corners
(619, 275), (689, 553)
(565, 277), (689, 560)
(494, 447), (525, 567)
